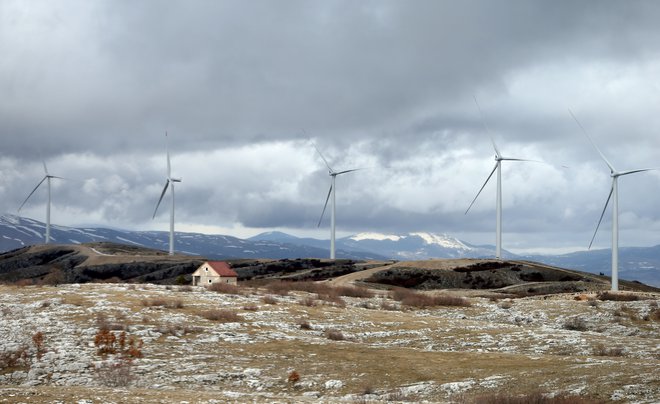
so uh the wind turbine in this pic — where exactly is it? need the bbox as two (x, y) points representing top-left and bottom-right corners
(18, 162), (63, 244)
(315, 145), (360, 260)
(570, 110), (655, 291)
(465, 99), (535, 259)
(152, 133), (181, 255)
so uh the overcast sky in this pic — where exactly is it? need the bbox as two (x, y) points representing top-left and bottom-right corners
(1, 0), (659, 254)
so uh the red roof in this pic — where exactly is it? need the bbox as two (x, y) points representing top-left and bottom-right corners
(206, 261), (238, 277)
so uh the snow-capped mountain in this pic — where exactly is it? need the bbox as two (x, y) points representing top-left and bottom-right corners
(0, 215), (378, 260)
(2, 215), (658, 286)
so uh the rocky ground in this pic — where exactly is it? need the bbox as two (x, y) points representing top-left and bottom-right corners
(0, 282), (658, 403)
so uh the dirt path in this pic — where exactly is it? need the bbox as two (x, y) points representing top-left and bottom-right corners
(328, 262), (397, 286)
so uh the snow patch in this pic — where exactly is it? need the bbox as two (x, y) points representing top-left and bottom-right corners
(350, 232), (402, 242)
(410, 232), (469, 250)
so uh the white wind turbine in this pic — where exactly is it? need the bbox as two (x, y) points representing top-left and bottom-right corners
(152, 133), (182, 255)
(570, 110), (656, 291)
(18, 162), (63, 244)
(315, 145), (360, 260)
(465, 99), (536, 259)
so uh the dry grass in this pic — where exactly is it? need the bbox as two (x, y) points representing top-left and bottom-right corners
(459, 391), (606, 404)
(199, 309), (242, 322)
(208, 282), (240, 294)
(324, 329), (345, 341)
(597, 291), (640, 301)
(141, 298), (184, 309)
(391, 288), (472, 308)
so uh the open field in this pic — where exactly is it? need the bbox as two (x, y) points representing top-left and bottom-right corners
(1, 279), (658, 403)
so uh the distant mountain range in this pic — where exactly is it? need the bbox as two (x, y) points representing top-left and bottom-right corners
(1, 214), (658, 286)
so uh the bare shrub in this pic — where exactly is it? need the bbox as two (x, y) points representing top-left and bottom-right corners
(299, 296), (317, 307)
(31, 331), (46, 361)
(0, 344), (29, 370)
(96, 313), (126, 331)
(178, 285), (193, 292)
(592, 343), (625, 357)
(156, 323), (203, 336)
(287, 370), (300, 385)
(391, 288), (471, 308)
(563, 317), (588, 331)
(647, 307), (660, 322)
(266, 281), (292, 296)
(262, 295), (278, 305)
(141, 299), (184, 309)
(242, 304), (259, 311)
(499, 301), (513, 310)
(298, 320), (312, 330)
(319, 294), (346, 308)
(95, 361), (134, 387)
(40, 268), (65, 286)
(463, 391), (604, 403)
(200, 309), (241, 322)
(380, 301), (399, 311)
(334, 285), (373, 298)
(208, 282), (240, 294)
(325, 329), (345, 341)
(14, 279), (33, 287)
(597, 291), (640, 301)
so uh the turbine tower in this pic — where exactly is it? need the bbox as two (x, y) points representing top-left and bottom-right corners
(18, 162), (63, 244)
(570, 110), (655, 291)
(153, 133), (182, 255)
(465, 98), (534, 259)
(315, 145), (360, 260)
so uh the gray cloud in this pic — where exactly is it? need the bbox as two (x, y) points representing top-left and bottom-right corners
(1, 0), (660, 253)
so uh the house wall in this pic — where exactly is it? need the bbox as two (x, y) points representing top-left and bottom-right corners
(191, 262), (237, 286)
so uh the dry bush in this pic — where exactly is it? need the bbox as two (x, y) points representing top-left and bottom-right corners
(334, 285), (374, 298)
(461, 391), (604, 404)
(265, 281), (293, 296)
(96, 313), (127, 331)
(563, 317), (588, 331)
(14, 279), (33, 287)
(40, 268), (65, 285)
(391, 288), (471, 308)
(95, 361), (134, 387)
(597, 291), (640, 301)
(178, 285), (193, 292)
(319, 294), (346, 307)
(287, 370), (300, 385)
(325, 329), (345, 341)
(646, 307), (660, 322)
(242, 304), (259, 311)
(299, 296), (318, 307)
(208, 282), (240, 294)
(499, 301), (513, 310)
(200, 309), (242, 322)
(592, 343), (625, 357)
(141, 299), (184, 309)
(0, 344), (29, 370)
(31, 331), (46, 361)
(298, 320), (312, 330)
(380, 301), (399, 311)
(156, 323), (203, 336)
(262, 295), (278, 305)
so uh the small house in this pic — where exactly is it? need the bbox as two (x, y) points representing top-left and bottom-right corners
(192, 261), (238, 286)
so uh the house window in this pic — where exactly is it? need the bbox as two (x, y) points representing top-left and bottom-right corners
(208, 279), (212, 284)
(205, 268), (208, 272)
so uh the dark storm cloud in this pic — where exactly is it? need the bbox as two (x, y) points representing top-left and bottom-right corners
(1, 1), (660, 252)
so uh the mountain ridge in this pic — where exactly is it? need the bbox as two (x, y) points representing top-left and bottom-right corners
(2, 214), (658, 286)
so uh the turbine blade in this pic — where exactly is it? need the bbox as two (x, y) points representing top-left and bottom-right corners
(152, 180), (170, 219)
(568, 109), (616, 172)
(317, 184), (333, 227)
(589, 184), (614, 250)
(618, 168), (656, 176)
(18, 177), (47, 212)
(313, 144), (333, 172)
(334, 168), (362, 175)
(472, 96), (501, 157)
(465, 163), (498, 215)
(42, 161), (49, 175)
